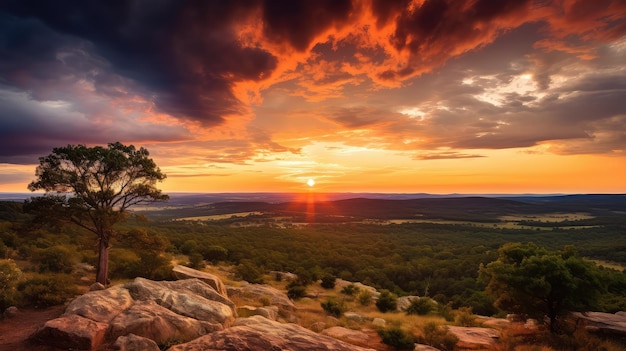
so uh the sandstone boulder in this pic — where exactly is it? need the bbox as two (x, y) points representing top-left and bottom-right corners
(31, 314), (108, 350)
(397, 296), (420, 311)
(167, 315), (376, 351)
(113, 333), (160, 351)
(64, 285), (133, 323)
(447, 326), (500, 350)
(108, 300), (222, 346)
(237, 305), (278, 320)
(322, 326), (371, 345)
(573, 311), (626, 337)
(227, 283), (296, 319)
(414, 345), (441, 351)
(172, 265), (228, 296)
(335, 279), (380, 298)
(125, 277), (235, 326)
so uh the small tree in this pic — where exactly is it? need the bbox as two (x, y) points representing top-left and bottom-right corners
(376, 289), (398, 312)
(25, 142), (168, 285)
(481, 242), (604, 333)
(320, 274), (336, 289)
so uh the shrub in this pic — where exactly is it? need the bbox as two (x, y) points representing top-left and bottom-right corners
(235, 260), (264, 283)
(437, 301), (455, 322)
(406, 297), (436, 315)
(377, 327), (416, 349)
(321, 298), (346, 317)
(376, 289), (397, 313)
(286, 281), (307, 300)
(18, 274), (79, 307)
(187, 252), (205, 269)
(418, 322), (458, 351)
(455, 306), (477, 326)
(341, 284), (360, 296)
(0, 259), (22, 309)
(357, 290), (373, 306)
(36, 245), (77, 273)
(320, 275), (336, 289)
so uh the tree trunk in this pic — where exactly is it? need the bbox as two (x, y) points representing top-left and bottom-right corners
(96, 236), (110, 285)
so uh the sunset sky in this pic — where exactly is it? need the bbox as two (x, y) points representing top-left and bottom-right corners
(1, 0), (625, 194)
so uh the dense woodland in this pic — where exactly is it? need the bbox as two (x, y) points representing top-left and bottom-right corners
(1, 198), (625, 317)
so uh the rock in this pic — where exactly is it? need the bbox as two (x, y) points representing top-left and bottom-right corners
(160, 278), (236, 313)
(322, 326), (371, 345)
(335, 279), (380, 298)
(344, 312), (364, 322)
(172, 265), (228, 296)
(237, 305), (278, 320)
(227, 284), (296, 319)
(447, 326), (500, 350)
(167, 315), (376, 351)
(108, 300), (222, 346)
(64, 285), (133, 323)
(3, 306), (19, 318)
(414, 345), (441, 351)
(269, 270), (298, 281)
(372, 318), (386, 328)
(397, 296), (420, 311)
(31, 314), (108, 350)
(125, 277), (235, 326)
(89, 282), (106, 291)
(309, 321), (326, 332)
(113, 333), (160, 351)
(573, 311), (626, 337)
(477, 316), (510, 329)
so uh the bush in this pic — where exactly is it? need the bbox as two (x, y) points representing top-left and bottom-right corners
(320, 274), (336, 289)
(455, 306), (477, 326)
(18, 274), (79, 307)
(418, 322), (458, 351)
(286, 281), (307, 300)
(321, 298), (346, 317)
(406, 297), (436, 315)
(0, 259), (22, 309)
(357, 290), (373, 306)
(376, 289), (397, 313)
(341, 284), (360, 296)
(187, 252), (205, 269)
(234, 259), (264, 283)
(36, 245), (77, 273)
(377, 327), (416, 349)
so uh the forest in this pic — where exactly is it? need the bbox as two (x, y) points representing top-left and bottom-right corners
(1, 196), (625, 317)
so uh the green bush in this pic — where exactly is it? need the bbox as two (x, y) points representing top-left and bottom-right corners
(36, 245), (77, 273)
(0, 259), (22, 309)
(320, 275), (336, 289)
(234, 260), (264, 283)
(340, 284), (360, 296)
(405, 297), (436, 315)
(357, 290), (373, 306)
(18, 274), (79, 307)
(286, 281), (307, 300)
(321, 298), (346, 317)
(377, 327), (416, 349)
(187, 252), (205, 269)
(418, 322), (458, 351)
(455, 306), (477, 326)
(376, 289), (397, 313)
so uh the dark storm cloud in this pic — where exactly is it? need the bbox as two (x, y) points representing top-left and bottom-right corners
(0, 0), (277, 126)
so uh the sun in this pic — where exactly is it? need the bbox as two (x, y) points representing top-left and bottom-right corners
(307, 178), (315, 187)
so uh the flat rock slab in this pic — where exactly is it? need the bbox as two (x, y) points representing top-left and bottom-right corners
(32, 314), (108, 350)
(172, 265), (228, 297)
(448, 326), (500, 349)
(573, 312), (626, 337)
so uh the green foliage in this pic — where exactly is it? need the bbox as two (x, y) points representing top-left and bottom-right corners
(200, 245), (228, 264)
(376, 289), (398, 313)
(357, 290), (373, 306)
(340, 284), (360, 296)
(419, 322), (458, 351)
(481, 242), (605, 332)
(286, 281), (307, 300)
(35, 245), (77, 273)
(0, 259), (22, 309)
(405, 297), (436, 315)
(18, 274), (79, 307)
(187, 252), (205, 269)
(321, 298), (346, 317)
(320, 274), (336, 289)
(235, 259), (264, 283)
(377, 327), (416, 349)
(455, 306), (477, 326)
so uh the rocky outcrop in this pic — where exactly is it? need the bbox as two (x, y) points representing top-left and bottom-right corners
(167, 315), (376, 351)
(227, 283), (296, 319)
(447, 326), (500, 350)
(31, 268), (236, 350)
(113, 333), (160, 351)
(397, 296), (420, 311)
(321, 326), (371, 345)
(335, 279), (380, 298)
(237, 305), (278, 320)
(573, 311), (626, 337)
(172, 265), (228, 296)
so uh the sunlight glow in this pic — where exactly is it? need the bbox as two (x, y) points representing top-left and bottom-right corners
(307, 178), (315, 187)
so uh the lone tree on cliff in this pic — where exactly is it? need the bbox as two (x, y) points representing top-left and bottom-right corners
(25, 142), (168, 285)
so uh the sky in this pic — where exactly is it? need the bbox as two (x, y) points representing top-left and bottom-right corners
(0, 0), (625, 194)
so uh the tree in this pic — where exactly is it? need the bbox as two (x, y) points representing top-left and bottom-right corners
(480, 242), (603, 333)
(376, 289), (398, 312)
(25, 142), (167, 285)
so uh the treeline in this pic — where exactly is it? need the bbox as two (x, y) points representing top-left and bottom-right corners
(1, 201), (625, 315)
